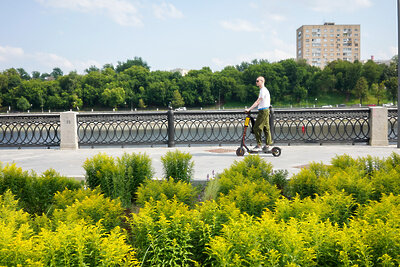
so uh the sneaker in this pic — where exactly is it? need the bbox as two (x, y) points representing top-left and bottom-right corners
(252, 145), (262, 152)
(262, 145), (270, 152)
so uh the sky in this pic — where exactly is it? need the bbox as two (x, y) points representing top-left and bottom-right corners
(0, 0), (397, 75)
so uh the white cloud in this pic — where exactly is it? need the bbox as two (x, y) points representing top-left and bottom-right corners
(220, 19), (261, 32)
(239, 49), (294, 63)
(32, 52), (102, 73)
(36, 0), (143, 27)
(268, 14), (286, 22)
(211, 47), (294, 71)
(152, 2), (183, 20)
(0, 44), (100, 73)
(302, 0), (372, 12)
(0, 45), (24, 62)
(371, 46), (398, 60)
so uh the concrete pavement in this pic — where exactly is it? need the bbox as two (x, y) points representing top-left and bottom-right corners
(0, 144), (399, 181)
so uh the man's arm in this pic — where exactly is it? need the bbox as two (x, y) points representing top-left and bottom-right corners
(245, 97), (262, 112)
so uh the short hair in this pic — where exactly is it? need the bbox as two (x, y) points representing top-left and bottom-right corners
(257, 76), (265, 83)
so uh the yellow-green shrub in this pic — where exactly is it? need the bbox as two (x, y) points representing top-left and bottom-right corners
(117, 152), (154, 205)
(83, 152), (153, 208)
(196, 199), (241, 236)
(136, 178), (197, 207)
(0, 164), (82, 214)
(274, 191), (356, 226)
(220, 180), (281, 217)
(161, 150), (194, 183)
(287, 162), (328, 198)
(0, 191), (139, 266)
(53, 191), (125, 232)
(0, 190), (30, 228)
(204, 155), (288, 202)
(207, 212), (317, 266)
(127, 198), (202, 266)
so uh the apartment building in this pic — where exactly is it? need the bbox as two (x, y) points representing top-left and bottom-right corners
(296, 22), (360, 68)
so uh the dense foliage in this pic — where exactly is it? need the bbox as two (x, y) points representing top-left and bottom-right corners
(1, 151), (400, 266)
(83, 152), (153, 208)
(0, 56), (397, 112)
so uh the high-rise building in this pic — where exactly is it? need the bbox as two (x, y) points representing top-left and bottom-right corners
(296, 22), (360, 68)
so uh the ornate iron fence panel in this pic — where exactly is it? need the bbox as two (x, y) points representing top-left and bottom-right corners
(77, 112), (168, 146)
(173, 111), (246, 144)
(273, 108), (370, 144)
(0, 114), (60, 147)
(0, 107), (390, 147)
(388, 108), (398, 142)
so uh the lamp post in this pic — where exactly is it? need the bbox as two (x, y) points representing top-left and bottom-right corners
(398, 0), (400, 148)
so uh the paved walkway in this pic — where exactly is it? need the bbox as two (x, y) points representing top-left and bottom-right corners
(0, 145), (399, 181)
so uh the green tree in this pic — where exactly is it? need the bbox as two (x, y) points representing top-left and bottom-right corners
(147, 81), (167, 107)
(328, 60), (362, 100)
(362, 60), (383, 86)
(85, 65), (100, 74)
(353, 76), (369, 105)
(138, 98), (146, 108)
(371, 82), (385, 105)
(16, 68), (30, 80)
(31, 71), (41, 79)
(51, 67), (63, 79)
(385, 77), (398, 104)
(171, 90), (185, 108)
(116, 57), (150, 72)
(101, 87), (125, 108)
(16, 96), (31, 111)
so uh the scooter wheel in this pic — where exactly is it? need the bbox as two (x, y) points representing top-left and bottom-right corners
(271, 147), (281, 157)
(236, 147), (245, 156)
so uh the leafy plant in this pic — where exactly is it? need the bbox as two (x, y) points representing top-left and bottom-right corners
(0, 164), (82, 214)
(53, 191), (125, 232)
(161, 150), (194, 183)
(83, 152), (153, 208)
(136, 178), (198, 207)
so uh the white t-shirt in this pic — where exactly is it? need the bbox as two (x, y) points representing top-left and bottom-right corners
(258, 86), (270, 109)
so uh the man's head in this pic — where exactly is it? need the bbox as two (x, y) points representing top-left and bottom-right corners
(256, 76), (265, 88)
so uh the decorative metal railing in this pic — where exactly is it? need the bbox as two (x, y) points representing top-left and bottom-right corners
(273, 108), (370, 144)
(388, 108), (398, 142)
(173, 111), (244, 144)
(0, 114), (60, 147)
(77, 112), (168, 146)
(0, 107), (397, 147)
(75, 108), (372, 146)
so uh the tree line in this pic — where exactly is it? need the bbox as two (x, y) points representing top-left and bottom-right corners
(0, 56), (398, 112)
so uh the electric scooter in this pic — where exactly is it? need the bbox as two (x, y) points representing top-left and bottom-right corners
(236, 110), (281, 157)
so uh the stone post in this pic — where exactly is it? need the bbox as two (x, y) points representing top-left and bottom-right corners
(60, 111), (79, 150)
(369, 107), (388, 146)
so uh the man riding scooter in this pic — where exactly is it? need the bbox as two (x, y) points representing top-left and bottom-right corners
(245, 76), (272, 152)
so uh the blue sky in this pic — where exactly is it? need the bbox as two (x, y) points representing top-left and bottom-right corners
(0, 0), (397, 74)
